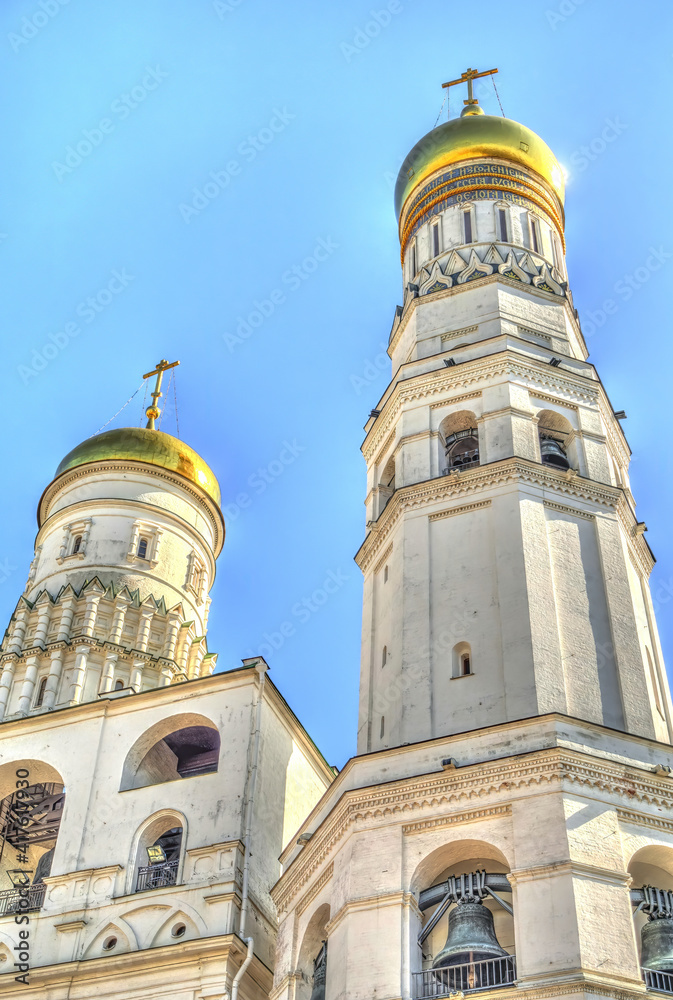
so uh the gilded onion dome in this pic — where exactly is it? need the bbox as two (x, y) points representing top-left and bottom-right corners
(395, 103), (565, 258)
(54, 427), (222, 508)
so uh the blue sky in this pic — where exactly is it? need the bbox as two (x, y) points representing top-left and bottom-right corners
(1, 0), (672, 768)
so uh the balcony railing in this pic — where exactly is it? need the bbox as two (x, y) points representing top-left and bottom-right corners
(414, 956), (516, 997)
(644, 968), (673, 995)
(135, 860), (179, 892)
(0, 883), (46, 918)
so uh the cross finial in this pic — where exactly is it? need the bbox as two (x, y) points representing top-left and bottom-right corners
(442, 66), (498, 107)
(143, 358), (180, 429)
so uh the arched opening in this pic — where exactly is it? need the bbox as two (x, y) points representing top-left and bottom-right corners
(537, 409), (576, 472)
(412, 840), (515, 995)
(440, 411), (480, 473)
(34, 677), (48, 708)
(0, 761), (65, 917)
(629, 846), (673, 975)
(120, 714), (220, 790)
(377, 455), (396, 516)
(72, 535), (82, 555)
(132, 812), (185, 894)
(297, 904), (331, 1000)
(137, 537), (148, 560)
(114, 679), (124, 691)
(452, 642), (472, 678)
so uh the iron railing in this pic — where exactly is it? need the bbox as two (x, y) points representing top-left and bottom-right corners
(135, 860), (179, 892)
(414, 956), (516, 997)
(644, 968), (673, 994)
(0, 883), (46, 918)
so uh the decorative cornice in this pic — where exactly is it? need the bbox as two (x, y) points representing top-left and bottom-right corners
(272, 747), (673, 915)
(296, 862), (334, 916)
(373, 543), (394, 576)
(543, 500), (595, 521)
(429, 390), (482, 411)
(326, 890), (420, 937)
(356, 459), (621, 574)
(617, 807), (673, 835)
(363, 350), (599, 464)
(403, 804), (510, 834)
(428, 500), (491, 522)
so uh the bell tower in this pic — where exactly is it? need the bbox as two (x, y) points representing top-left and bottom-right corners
(356, 67), (671, 753)
(270, 73), (673, 1000)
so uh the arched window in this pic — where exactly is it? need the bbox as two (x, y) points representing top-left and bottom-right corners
(529, 214), (541, 254)
(135, 823), (183, 893)
(121, 716), (221, 790)
(445, 429), (480, 469)
(409, 241), (417, 279)
(35, 676), (48, 708)
(452, 642), (473, 679)
(72, 535), (82, 555)
(463, 208), (474, 244)
(432, 221), (441, 257)
(496, 204), (509, 242)
(137, 537), (148, 560)
(537, 409), (577, 472)
(114, 679), (124, 691)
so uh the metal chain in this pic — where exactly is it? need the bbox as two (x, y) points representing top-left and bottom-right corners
(173, 368), (180, 438)
(94, 382), (144, 435)
(492, 76), (505, 117)
(433, 93), (447, 129)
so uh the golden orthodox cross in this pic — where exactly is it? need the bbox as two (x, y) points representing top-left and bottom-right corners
(143, 358), (180, 429)
(442, 66), (498, 107)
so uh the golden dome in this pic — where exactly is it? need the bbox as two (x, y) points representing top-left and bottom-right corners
(54, 427), (222, 507)
(395, 112), (565, 221)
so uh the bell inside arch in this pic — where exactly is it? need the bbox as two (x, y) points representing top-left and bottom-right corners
(540, 435), (570, 470)
(432, 900), (508, 969)
(641, 917), (673, 972)
(309, 941), (327, 1000)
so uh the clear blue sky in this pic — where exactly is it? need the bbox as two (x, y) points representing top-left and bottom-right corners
(2, 0), (672, 768)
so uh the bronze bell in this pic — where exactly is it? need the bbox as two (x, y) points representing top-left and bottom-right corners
(641, 917), (673, 972)
(433, 901), (508, 969)
(309, 942), (327, 1000)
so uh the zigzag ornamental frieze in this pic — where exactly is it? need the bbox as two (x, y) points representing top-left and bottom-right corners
(296, 862), (334, 916)
(356, 460), (620, 573)
(616, 807), (673, 835)
(363, 353), (599, 463)
(402, 804), (511, 834)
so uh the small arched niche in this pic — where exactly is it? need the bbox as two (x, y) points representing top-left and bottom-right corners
(439, 411), (480, 473)
(120, 714), (220, 790)
(536, 408), (577, 472)
(412, 840), (514, 977)
(452, 642), (473, 679)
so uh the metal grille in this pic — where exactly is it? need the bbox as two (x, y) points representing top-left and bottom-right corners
(644, 968), (673, 995)
(414, 956), (516, 997)
(0, 883), (46, 918)
(135, 860), (179, 892)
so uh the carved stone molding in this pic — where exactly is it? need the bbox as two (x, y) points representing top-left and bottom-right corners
(403, 804), (511, 834)
(428, 500), (491, 522)
(296, 862), (334, 916)
(617, 807), (673, 835)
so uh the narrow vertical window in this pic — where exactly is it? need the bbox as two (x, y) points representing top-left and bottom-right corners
(137, 538), (148, 559)
(384, 565), (389, 583)
(35, 677), (48, 708)
(463, 210), (473, 244)
(381, 645), (387, 667)
(380, 716), (385, 738)
(498, 208), (508, 242)
(461, 654), (471, 676)
(553, 234), (564, 272)
(409, 242), (417, 278)
(432, 222), (440, 257)
(72, 535), (82, 555)
(530, 216), (540, 254)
